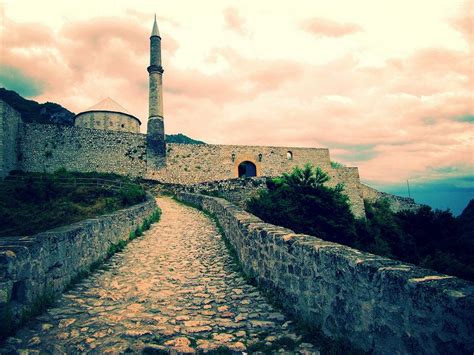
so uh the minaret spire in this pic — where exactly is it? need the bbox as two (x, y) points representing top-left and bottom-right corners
(146, 15), (166, 168)
(151, 14), (160, 37)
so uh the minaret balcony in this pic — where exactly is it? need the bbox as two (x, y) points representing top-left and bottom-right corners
(147, 65), (164, 74)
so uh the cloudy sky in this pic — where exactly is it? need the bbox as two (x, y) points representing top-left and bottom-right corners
(1, 0), (472, 214)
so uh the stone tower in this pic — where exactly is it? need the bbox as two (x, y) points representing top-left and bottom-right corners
(146, 15), (166, 168)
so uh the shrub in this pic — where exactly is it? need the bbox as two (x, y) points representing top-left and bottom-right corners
(247, 165), (357, 245)
(355, 199), (474, 281)
(118, 184), (146, 205)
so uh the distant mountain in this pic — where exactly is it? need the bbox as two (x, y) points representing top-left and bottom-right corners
(0, 87), (206, 144)
(166, 133), (205, 145)
(0, 87), (75, 125)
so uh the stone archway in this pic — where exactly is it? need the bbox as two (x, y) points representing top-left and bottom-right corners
(237, 161), (257, 178)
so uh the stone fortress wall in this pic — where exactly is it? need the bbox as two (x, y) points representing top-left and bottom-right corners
(74, 111), (141, 133)
(19, 123), (147, 178)
(177, 192), (474, 354)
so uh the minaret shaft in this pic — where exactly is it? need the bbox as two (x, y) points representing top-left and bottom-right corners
(148, 35), (163, 119)
(147, 17), (166, 168)
(149, 72), (163, 118)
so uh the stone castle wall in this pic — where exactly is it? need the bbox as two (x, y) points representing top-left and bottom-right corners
(0, 195), (157, 332)
(177, 192), (474, 354)
(19, 123), (147, 177)
(0, 101), (21, 178)
(329, 167), (365, 217)
(148, 143), (331, 184)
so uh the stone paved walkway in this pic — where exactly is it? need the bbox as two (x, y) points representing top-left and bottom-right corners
(2, 197), (320, 354)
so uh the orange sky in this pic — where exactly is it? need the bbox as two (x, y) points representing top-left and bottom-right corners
(0, 0), (472, 190)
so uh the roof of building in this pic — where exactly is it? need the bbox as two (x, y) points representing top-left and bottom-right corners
(75, 97), (141, 125)
(86, 97), (131, 114)
(151, 14), (160, 37)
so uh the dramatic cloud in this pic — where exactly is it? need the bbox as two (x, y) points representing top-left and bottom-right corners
(301, 18), (362, 37)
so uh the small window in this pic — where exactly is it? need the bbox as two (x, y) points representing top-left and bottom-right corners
(258, 153), (263, 162)
(121, 124), (125, 128)
(287, 151), (293, 160)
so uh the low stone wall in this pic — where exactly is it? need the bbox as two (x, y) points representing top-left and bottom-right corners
(144, 177), (269, 209)
(183, 177), (268, 208)
(0, 195), (157, 332)
(177, 192), (474, 354)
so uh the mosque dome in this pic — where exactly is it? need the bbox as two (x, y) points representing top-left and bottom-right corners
(74, 97), (141, 133)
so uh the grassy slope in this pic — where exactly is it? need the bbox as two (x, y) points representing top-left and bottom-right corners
(0, 171), (146, 237)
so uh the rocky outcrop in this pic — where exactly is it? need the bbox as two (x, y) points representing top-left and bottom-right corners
(177, 192), (474, 354)
(360, 183), (421, 212)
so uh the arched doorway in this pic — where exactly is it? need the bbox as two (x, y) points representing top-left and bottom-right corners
(238, 161), (257, 178)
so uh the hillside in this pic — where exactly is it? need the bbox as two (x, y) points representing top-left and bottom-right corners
(0, 87), (205, 144)
(0, 87), (75, 125)
(165, 133), (204, 144)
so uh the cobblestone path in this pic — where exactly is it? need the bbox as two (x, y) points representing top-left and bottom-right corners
(3, 197), (320, 354)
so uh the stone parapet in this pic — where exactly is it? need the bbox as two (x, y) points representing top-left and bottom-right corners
(177, 192), (474, 354)
(0, 195), (157, 332)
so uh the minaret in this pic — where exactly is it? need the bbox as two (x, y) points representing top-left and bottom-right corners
(146, 15), (166, 168)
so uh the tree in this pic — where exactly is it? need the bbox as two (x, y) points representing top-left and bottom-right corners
(277, 164), (330, 188)
(247, 165), (357, 245)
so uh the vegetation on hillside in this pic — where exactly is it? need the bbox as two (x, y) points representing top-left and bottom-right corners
(0, 169), (147, 237)
(247, 164), (474, 281)
(0, 87), (75, 125)
(166, 133), (205, 144)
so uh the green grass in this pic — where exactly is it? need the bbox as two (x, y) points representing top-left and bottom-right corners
(0, 170), (147, 237)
